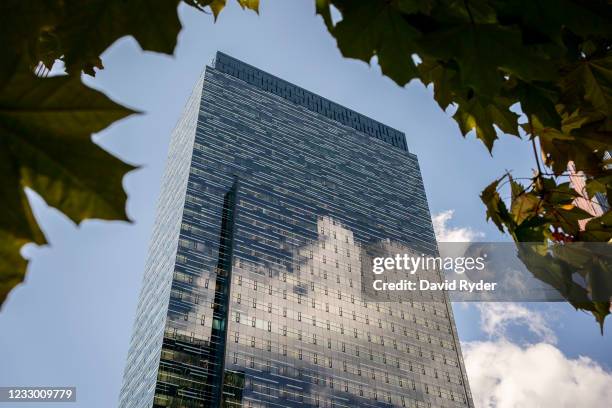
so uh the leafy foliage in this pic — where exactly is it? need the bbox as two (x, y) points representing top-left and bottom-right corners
(0, 0), (258, 307)
(0, 60), (136, 305)
(318, 0), (612, 328)
(0, 0), (610, 331)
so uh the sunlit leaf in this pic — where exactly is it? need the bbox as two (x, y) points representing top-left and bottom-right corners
(238, 0), (259, 13)
(0, 63), (136, 307)
(510, 179), (541, 225)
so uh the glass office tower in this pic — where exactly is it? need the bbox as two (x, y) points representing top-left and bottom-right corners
(119, 52), (473, 408)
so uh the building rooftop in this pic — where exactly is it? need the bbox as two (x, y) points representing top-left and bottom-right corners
(211, 51), (409, 152)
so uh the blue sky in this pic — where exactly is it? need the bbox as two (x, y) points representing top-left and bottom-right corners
(1, 2), (610, 407)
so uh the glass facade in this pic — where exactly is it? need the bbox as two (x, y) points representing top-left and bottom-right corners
(119, 52), (473, 408)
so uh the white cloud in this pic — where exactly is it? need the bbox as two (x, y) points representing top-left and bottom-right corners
(435, 210), (612, 408)
(463, 302), (612, 407)
(464, 340), (612, 408)
(432, 210), (484, 242)
(476, 303), (557, 344)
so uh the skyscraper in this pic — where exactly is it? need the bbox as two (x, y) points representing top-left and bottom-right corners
(119, 52), (473, 408)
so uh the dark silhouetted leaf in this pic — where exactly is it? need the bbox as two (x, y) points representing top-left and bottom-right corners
(56, 0), (182, 75)
(561, 56), (612, 117)
(418, 24), (556, 98)
(453, 97), (520, 152)
(480, 176), (513, 233)
(332, 0), (420, 86)
(505, 79), (561, 129)
(418, 58), (459, 110)
(494, 0), (612, 45)
(315, 0), (334, 30)
(580, 212), (612, 242)
(585, 173), (612, 200)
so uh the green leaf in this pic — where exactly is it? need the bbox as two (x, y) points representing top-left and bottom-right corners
(505, 79), (561, 129)
(209, 0), (228, 20)
(585, 174), (612, 200)
(529, 176), (591, 236)
(517, 244), (585, 301)
(580, 212), (612, 242)
(517, 243), (611, 331)
(0, 1), (64, 77)
(510, 180), (541, 225)
(528, 112), (605, 176)
(185, 0), (260, 22)
(453, 96), (520, 152)
(513, 216), (549, 242)
(0, 231), (31, 307)
(418, 24), (556, 98)
(332, 0), (420, 86)
(56, 0), (183, 75)
(238, 0), (259, 12)
(428, 0), (496, 24)
(561, 56), (612, 118)
(533, 177), (578, 205)
(493, 0), (612, 45)
(315, 0), (334, 30)
(395, 0), (437, 15)
(418, 58), (459, 110)
(546, 205), (592, 237)
(480, 176), (514, 233)
(0, 64), (136, 307)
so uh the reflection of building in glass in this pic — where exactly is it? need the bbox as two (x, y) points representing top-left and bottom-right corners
(119, 52), (473, 408)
